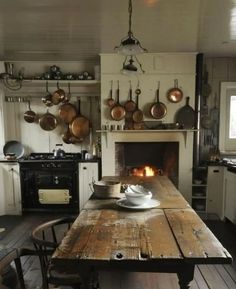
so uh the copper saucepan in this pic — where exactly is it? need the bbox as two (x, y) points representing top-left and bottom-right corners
(24, 100), (37, 123)
(110, 80), (126, 121)
(150, 81), (167, 119)
(132, 88), (143, 123)
(58, 102), (77, 124)
(51, 82), (65, 105)
(106, 80), (116, 108)
(42, 81), (53, 107)
(124, 80), (136, 112)
(39, 109), (58, 131)
(167, 79), (183, 103)
(69, 99), (90, 140)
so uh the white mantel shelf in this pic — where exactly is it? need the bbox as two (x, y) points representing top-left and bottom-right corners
(97, 129), (198, 147)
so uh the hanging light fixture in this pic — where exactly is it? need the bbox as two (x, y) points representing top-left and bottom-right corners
(122, 55), (145, 74)
(115, 0), (147, 57)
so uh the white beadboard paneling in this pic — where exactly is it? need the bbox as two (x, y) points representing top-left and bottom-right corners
(212, 58), (229, 79)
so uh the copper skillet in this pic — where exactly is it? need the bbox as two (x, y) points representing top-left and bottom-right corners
(107, 80), (116, 107)
(124, 80), (136, 112)
(132, 88), (143, 123)
(150, 81), (167, 119)
(167, 79), (183, 103)
(110, 80), (126, 121)
(69, 99), (90, 140)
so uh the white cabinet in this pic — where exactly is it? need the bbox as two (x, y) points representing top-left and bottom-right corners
(78, 162), (99, 211)
(224, 168), (236, 224)
(0, 162), (22, 215)
(207, 166), (224, 219)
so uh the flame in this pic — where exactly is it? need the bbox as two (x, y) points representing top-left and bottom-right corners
(132, 166), (155, 177)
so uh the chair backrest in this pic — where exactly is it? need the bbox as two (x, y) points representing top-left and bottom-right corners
(30, 216), (75, 289)
(0, 248), (37, 289)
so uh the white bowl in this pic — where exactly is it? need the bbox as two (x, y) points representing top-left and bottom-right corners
(128, 184), (150, 195)
(125, 190), (152, 206)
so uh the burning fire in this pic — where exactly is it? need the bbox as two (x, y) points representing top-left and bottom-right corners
(132, 166), (155, 177)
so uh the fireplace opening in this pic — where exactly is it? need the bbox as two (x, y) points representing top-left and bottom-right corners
(115, 142), (179, 187)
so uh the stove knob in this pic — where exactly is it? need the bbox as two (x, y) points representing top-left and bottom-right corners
(46, 163), (51, 168)
(41, 164), (45, 168)
(57, 163), (62, 168)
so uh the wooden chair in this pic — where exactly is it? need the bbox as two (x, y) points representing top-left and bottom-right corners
(0, 247), (36, 289)
(30, 216), (81, 289)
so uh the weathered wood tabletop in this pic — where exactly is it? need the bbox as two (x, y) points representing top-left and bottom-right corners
(52, 176), (232, 289)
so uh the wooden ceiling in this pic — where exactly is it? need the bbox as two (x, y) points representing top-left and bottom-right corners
(0, 0), (236, 61)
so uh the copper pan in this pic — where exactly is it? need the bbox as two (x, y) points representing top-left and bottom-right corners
(106, 80), (116, 107)
(132, 88), (143, 123)
(150, 81), (167, 119)
(58, 102), (77, 124)
(110, 80), (126, 121)
(24, 100), (37, 123)
(124, 80), (136, 112)
(39, 109), (58, 131)
(69, 99), (90, 139)
(167, 79), (183, 103)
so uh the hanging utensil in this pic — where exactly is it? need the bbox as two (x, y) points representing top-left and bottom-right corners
(42, 81), (53, 107)
(167, 79), (183, 103)
(110, 80), (126, 121)
(107, 80), (116, 107)
(62, 82), (71, 103)
(39, 108), (58, 131)
(201, 95), (212, 129)
(23, 100), (37, 123)
(124, 80), (136, 112)
(69, 99), (90, 140)
(132, 87), (143, 123)
(150, 81), (167, 119)
(58, 102), (77, 124)
(175, 96), (195, 129)
(51, 82), (65, 105)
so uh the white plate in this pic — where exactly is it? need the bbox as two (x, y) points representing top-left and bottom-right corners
(116, 198), (160, 210)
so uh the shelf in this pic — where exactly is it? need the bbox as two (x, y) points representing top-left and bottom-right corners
(3, 79), (101, 97)
(97, 129), (198, 147)
(97, 129), (198, 133)
(21, 79), (100, 86)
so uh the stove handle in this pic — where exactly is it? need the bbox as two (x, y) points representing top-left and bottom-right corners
(54, 176), (59, 185)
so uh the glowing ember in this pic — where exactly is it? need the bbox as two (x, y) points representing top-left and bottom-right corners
(132, 166), (156, 177)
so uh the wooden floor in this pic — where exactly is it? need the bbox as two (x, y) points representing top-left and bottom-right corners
(0, 213), (236, 289)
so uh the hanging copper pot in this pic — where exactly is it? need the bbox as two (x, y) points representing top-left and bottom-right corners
(167, 79), (183, 103)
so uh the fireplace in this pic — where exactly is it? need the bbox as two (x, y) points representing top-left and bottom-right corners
(101, 131), (194, 203)
(115, 142), (179, 187)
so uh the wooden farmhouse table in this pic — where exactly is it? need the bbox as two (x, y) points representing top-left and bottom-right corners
(52, 176), (232, 289)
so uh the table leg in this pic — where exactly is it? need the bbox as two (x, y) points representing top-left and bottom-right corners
(177, 264), (195, 289)
(79, 266), (99, 289)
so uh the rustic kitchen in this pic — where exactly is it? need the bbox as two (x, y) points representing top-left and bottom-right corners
(0, 0), (236, 289)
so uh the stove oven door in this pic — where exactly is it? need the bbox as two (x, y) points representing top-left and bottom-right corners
(38, 189), (71, 204)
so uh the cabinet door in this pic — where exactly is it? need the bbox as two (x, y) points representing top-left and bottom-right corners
(224, 169), (236, 224)
(207, 166), (224, 219)
(0, 163), (22, 215)
(79, 162), (99, 210)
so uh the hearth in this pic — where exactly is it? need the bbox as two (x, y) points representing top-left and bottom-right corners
(115, 142), (179, 187)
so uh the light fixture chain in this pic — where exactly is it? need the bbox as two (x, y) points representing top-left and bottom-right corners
(128, 0), (133, 34)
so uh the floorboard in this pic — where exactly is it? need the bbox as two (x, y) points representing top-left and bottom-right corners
(0, 213), (235, 289)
